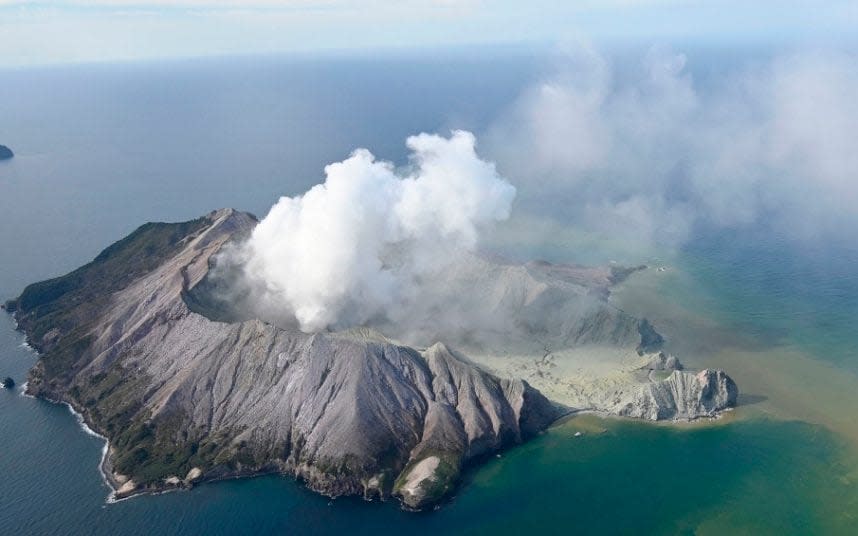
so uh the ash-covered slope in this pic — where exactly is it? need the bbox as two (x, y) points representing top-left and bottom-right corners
(5, 209), (560, 509)
(368, 254), (653, 352)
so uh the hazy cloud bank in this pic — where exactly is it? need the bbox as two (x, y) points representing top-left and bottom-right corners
(486, 45), (858, 247)
(220, 44), (858, 334)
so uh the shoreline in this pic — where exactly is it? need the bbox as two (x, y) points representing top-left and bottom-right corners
(66, 403), (121, 503)
(32, 387), (179, 504)
(5, 308), (738, 507)
(25, 383), (738, 506)
(557, 406), (735, 428)
(7, 314), (126, 503)
(28, 386), (121, 503)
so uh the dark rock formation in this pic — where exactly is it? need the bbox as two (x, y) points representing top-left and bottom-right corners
(637, 318), (666, 354)
(643, 352), (683, 371)
(1, 377), (14, 389)
(0, 145), (13, 160)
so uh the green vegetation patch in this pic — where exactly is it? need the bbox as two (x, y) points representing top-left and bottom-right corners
(8, 217), (207, 380)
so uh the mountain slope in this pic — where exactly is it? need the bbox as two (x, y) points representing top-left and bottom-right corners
(6, 209), (560, 509)
(6, 208), (736, 509)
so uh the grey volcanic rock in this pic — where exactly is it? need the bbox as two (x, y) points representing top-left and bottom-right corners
(10, 209), (561, 509)
(615, 369), (738, 420)
(392, 342), (558, 509)
(643, 352), (683, 371)
(636, 318), (665, 354)
(0, 145), (12, 160)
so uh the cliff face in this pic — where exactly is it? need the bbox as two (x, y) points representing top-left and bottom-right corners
(7, 209), (559, 509)
(615, 369), (738, 421)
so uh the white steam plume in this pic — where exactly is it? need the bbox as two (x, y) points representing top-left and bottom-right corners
(240, 130), (515, 332)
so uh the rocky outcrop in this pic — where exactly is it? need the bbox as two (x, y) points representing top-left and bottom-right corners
(0, 145), (13, 160)
(636, 318), (665, 354)
(393, 342), (559, 509)
(643, 352), (683, 371)
(615, 369), (738, 421)
(9, 209), (561, 509)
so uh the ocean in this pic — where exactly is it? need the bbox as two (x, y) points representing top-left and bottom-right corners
(2, 49), (858, 534)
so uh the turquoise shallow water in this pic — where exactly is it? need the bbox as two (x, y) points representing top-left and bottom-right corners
(4, 325), (857, 535)
(4, 306), (858, 534)
(3, 53), (858, 534)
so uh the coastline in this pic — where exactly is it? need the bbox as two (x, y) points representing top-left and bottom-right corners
(64, 402), (118, 503)
(7, 311), (125, 503)
(31, 386), (185, 503)
(56, 391), (196, 503)
(5, 305), (737, 507)
(25, 384), (121, 503)
(558, 406), (736, 430)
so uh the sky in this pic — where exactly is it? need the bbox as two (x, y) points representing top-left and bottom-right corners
(1, 0), (857, 67)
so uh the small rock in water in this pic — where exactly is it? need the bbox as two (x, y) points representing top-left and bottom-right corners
(2, 377), (14, 389)
(574, 431), (583, 437)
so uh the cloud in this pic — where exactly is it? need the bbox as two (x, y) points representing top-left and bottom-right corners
(485, 44), (858, 248)
(234, 130), (515, 332)
(3, 1), (858, 67)
(0, 0), (473, 11)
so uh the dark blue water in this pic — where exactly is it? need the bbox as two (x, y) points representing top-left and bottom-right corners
(0, 52), (542, 295)
(3, 52), (858, 534)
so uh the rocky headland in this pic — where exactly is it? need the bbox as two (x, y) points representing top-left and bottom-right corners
(0, 145), (13, 160)
(4, 209), (737, 509)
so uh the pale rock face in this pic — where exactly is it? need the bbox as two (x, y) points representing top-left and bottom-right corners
(615, 369), (738, 420)
(396, 456), (441, 507)
(116, 480), (137, 496)
(184, 468), (203, 483)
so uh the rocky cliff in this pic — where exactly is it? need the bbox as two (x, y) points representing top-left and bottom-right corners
(615, 369), (738, 420)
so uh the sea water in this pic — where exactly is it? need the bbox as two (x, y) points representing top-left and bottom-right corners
(2, 51), (858, 534)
